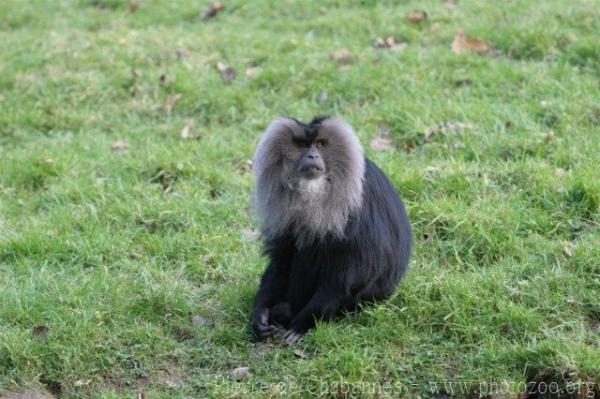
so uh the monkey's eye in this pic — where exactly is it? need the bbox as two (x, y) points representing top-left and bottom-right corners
(314, 139), (326, 148)
(293, 139), (310, 148)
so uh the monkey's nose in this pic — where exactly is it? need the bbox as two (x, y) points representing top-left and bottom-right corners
(307, 154), (319, 159)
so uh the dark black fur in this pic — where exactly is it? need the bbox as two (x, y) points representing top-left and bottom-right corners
(252, 156), (412, 341)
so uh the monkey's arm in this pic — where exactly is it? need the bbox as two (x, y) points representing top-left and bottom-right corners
(252, 261), (290, 340)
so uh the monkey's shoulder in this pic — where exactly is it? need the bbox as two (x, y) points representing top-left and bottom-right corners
(361, 158), (405, 205)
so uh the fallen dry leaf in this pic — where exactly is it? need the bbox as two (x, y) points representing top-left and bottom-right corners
(331, 48), (353, 66)
(373, 37), (389, 48)
(180, 119), (197, 140)
(424, 121), (474, 142)
(293, 349), (308, 359)
(245, 66), (261, 78)
(216, 62), (236, 83)
(563, 241), (576, 257)
(111, 139), (129, 151)
(236, 159), (253, 173)
(33, 325), (50, 340)
(74, 380), (91, 387)
(128, 1), (139, 12)
(407, 10), (427, 23)
(202, 2), (224, 19)
(451, 31), (492, 54)
(373, 37), (407, 52)
(164, 93), (182, 114)
(229, 366), (251, 381)
(370, 136), (394, 152)
(370, 122), (395, 151)
(150, 169), (175, 193)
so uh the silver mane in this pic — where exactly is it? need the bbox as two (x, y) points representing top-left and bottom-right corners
(252, 117), (365, 245)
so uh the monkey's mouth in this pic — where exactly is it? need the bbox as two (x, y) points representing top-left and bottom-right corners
(297, 165), (325, 179)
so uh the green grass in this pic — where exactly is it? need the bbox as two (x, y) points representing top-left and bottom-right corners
(1, 0), (599, 397)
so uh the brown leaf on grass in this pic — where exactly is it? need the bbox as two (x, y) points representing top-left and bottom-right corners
(180, 119), (197, 140)
(202, 2), (224, 19)
(33, 325), (50, 340)
(370, 136), (394, 152)
(293, 349), (308, 359)
(111, 139), (129, 151)
(216, 62), (236, 83)
(228, 366), (251, 381)
(451, 31), (492, 54)
(370, 122), (395, 151)
(407, 10), (427, 23)
(245, 67), (261, 78)
(373, 37), (407, 52)
(331, 48), (353, 66)
(563, 241), (576, 257)
(164, 93), (182, 114)
(235, 159), (253, 173)
(150, 169), (176, 193)
(128, 1), (139, 12)
(424, 121), (474, 142)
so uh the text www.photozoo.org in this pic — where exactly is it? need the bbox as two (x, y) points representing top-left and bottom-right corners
(212, 379), (598, 397)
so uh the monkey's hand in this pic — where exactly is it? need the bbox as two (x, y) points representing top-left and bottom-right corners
(252, 308), (282, 341)
(282, 328), (305, 345)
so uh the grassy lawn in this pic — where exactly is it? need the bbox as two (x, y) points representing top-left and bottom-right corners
(1, 0), (599, 397)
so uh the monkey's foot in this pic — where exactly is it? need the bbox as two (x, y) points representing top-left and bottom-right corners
(282, 329), (304, 345)
(253, 309), (284, 340)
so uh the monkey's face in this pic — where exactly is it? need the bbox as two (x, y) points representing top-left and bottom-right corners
(253, 117), (365, 238)
(254, 117), (364, 193)
(292, 134), (327, 181)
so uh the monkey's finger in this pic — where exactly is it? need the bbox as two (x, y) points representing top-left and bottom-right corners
(257, 323), (280, 337)
(283, 330), (303, 345)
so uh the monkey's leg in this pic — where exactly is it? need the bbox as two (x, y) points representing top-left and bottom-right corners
(252, 262), (289, 340)
(283, 286), (346, 344)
